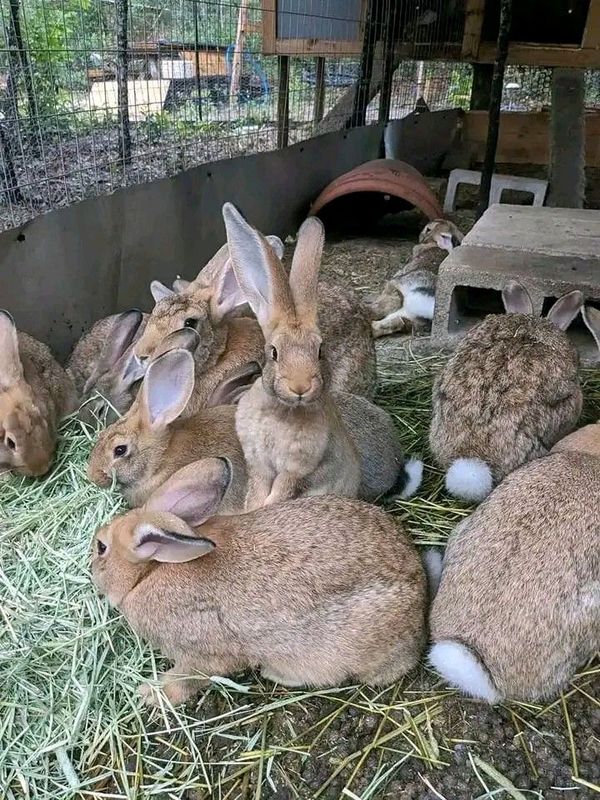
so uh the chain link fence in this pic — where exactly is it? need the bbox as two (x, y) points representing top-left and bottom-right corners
(0, 0), (599, 231)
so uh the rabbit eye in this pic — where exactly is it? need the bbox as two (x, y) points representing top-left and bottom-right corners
(5, 436), (15, 450)
(270, 346), (278, 361)
(96, 539), (107, 556)
(114, 444), (128, 458)
(184, 318), (198, 329)
(318, 345), (323, 360)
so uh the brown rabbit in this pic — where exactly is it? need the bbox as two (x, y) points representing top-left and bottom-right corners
(0, 311), (77, 477)
(429, 438), (600, 703)
(429, 282), (584, 503)
(67, 310), (147, 423)
(91, 457), (427, 706)
(134, 241), (376, 410)
(368, 219), (463, 338)
(223, 203), (361, 509)
(87, 344), (246, 509)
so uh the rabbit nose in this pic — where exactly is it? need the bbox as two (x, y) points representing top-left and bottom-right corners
(288, 380), (312, 398)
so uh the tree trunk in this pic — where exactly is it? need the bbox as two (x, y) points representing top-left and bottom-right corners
(115, 0), (131, 167)
(8, 0), (39, 149)
(229, 0), (249, 109)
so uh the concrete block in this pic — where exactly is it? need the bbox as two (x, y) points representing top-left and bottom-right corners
(443, 168), (547, 212)
(431, 205), (600, 364)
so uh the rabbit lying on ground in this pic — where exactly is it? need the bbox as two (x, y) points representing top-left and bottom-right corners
(91, 457), (427, 706)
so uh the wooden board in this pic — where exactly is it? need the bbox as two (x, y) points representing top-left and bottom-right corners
(463, 110), (600, 167)
(583, 0), (600, 47)
(476, 41), (600, 66)
(462, 0), (486, 60)
(180, 49), (227, 76)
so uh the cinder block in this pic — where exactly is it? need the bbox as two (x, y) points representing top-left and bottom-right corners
(443, 169), (547, 213)
(431, 205), (600, 363)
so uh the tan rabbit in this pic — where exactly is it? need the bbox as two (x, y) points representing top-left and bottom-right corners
(91, 457), (427, 706)
(368, 219), (463, 338)
(0, 311), (77, 477)
(429, 437), (600, 703)
(429, 281), (584, 503)
(87, 344), (246, 509)
(67, 310), (147, 423)
(134, 241), (377, 411)
(223, 203), (361, 509)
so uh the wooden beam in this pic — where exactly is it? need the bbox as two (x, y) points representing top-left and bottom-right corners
(261, 0), (276, 54)
(583, 0), (600, 48)
(462, 0), (486, 60)
(313, 57), (326, 124)
(477, 41), (600, 67)
(273, 38), (363, 57)
(277, 55), (290, 148)
(230, 0), (249, 105)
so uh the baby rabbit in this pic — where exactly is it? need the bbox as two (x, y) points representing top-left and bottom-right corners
(0, 311), (77, 477)
(368, 219), (463, 338)
(91, 457), (427, 706)
(430, 282), (584, 503)
(67, 310), (147, 423)
(223, 203), (361, 508)
(429, 431), (600, 703)
(87, 339), (246, 509)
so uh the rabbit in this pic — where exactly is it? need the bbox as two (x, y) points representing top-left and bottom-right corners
(222, 203), (362, 509)
(87, 339), (247, 509)
(67, 310), (148, 424)
(213, 366), (423, 501)
(428, 440), (600, 703)
(429, 281), (585, 503)
(134, 240), (377, 411)
(91, 457), (427, 706)
(367, 219), (463, 339)
(0, 311), (77, 477)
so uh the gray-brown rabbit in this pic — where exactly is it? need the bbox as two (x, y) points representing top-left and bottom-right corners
(429, 426), (600, 703)
(92, 457), (427, 706)
(429, 282), (584, 503)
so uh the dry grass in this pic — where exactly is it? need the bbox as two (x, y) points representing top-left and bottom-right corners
(1, 352), (599, 799)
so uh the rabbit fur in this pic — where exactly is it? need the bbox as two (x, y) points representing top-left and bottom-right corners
(67, 309), (148, 423)
(134, 242), (376, 410)
(87, 343), (246, 509)
(368, 219), (463, 338)
(0, 311), (77, 477)
(429, 439), (600, 703)
(429, 282), (585, 503)
(91, 457), (427, 706)
(223, 203), (362, 509)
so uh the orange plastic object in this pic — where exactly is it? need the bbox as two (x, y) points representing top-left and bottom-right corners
(309, 158), (444, 220)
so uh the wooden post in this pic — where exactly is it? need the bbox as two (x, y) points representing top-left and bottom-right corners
(230, 0), (249, 108)
(470, 63), (493, 110)
(313, 57), (326, 124)
(277, 56), (290, 148)
(194, 0), (202, 120)
(351, 0), (378, 128)
(115, 0), (131, 167)
(378, 0), (397, 124)
(548, 68), (585, 208)
(476, 0), (512, 219)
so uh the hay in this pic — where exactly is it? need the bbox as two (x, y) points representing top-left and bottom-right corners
(1, 353), (599, 799)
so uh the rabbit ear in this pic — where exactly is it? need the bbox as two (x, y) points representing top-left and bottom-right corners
(145, 457), (231, 527)
(289, 216), (324, 327)
(582, 306), (600, 350)
(120, 350), (146, 386)
(266, 235), (285, 259)
(99, 309), (143, 371)
(449, 221), (464, 245)
(133, 523), (215, 563)
(152, 327), (199, 359)
(205, 361), (261, 407)
(0, 310), (23, 389)
(141, 349), (195, 428)
(150, 280), (175, 304)
(211, 259), (247, 323)
(502, 281), (534, 315)
(193, 243), (231, 289)
(222, 202), (293, 329)
(173, 277), (191, 293)
(547, 290), (584, 331)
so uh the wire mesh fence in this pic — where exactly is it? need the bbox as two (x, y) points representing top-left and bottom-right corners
(0, 0), (599, 231)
